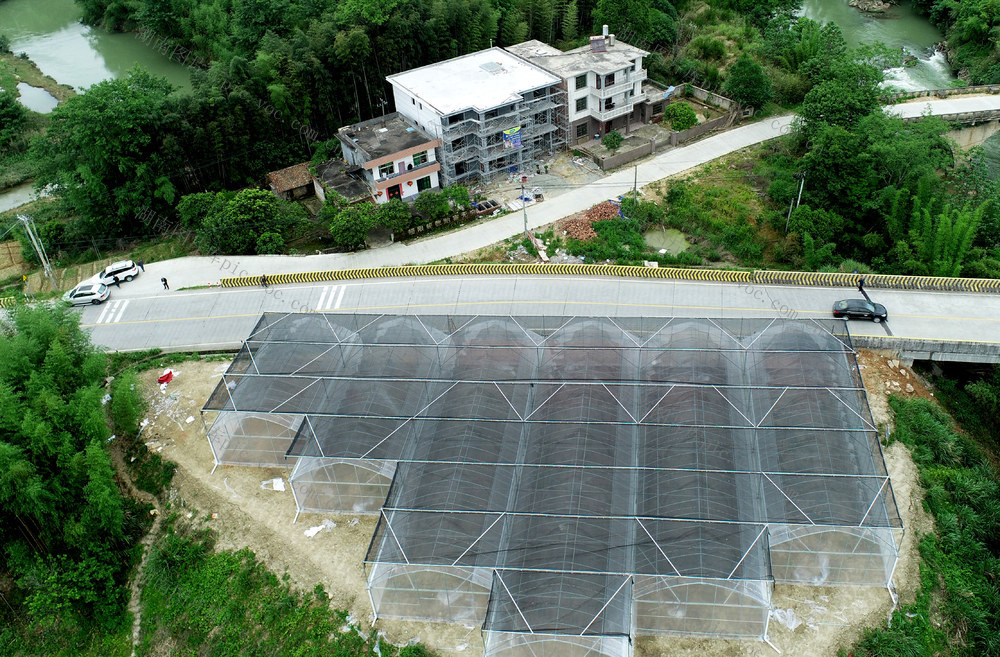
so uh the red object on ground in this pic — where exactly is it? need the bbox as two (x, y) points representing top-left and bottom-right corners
(157, 371), (174, 384)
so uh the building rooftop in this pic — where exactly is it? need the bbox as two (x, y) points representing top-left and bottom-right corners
(387, 47), (560, 116)
(337, 113), (436, 162)
(314, 161), (371, 203)
(509, 38), (649, 76)
(266, 163), (312, 192)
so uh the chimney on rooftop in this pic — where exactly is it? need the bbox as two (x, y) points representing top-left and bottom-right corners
(609, 34), (616, 47)
(602, 24), (608, 38)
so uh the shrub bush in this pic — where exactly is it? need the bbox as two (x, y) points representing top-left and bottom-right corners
(414, 190), (450, 222)
(663, 102), (698, 131)
(255, 231), (284, 254)
(110, 368), (145, 438)
(602, 131), (624, 152)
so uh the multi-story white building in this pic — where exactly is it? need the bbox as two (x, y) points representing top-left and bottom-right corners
(337, 113), (442, 204)
(507, 31), (656, 145)
(387, 48), (566, 185)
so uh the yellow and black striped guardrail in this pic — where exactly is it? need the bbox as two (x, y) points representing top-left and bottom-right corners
(221, 264), (753, 288)
(220, 263), (1000, 293)
(0, 297), (17, 309)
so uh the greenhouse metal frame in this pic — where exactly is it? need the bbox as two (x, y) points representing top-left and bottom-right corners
(203, 313), (901, 657)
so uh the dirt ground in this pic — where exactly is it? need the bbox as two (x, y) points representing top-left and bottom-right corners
(139, 350), (935, 657)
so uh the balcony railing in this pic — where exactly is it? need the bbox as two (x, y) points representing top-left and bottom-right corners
(374, 159), (438, 183)
(593, 70), (647, 99)
(592, 103), (634, 122)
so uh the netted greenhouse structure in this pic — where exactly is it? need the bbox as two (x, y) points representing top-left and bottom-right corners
(203, 313), (901, 657)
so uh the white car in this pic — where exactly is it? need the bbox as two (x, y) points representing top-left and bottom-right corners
(64, 283), (111, 305)
(97, 260), (140, 285)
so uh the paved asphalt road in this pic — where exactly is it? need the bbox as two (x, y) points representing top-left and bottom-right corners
(76, 95), (1000, 295)
(79, 275), (1000, 353)
(58, 94), (1000, 353)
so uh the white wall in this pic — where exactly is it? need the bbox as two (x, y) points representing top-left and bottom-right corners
(391, 85), (445, 138)
(375, 169), (441, 204)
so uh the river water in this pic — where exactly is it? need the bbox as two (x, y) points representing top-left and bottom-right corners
(800, 0), (955, 91)
(0, 0), (192, 92)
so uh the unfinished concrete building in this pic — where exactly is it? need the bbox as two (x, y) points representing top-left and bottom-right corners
(386, 48), (567, 185)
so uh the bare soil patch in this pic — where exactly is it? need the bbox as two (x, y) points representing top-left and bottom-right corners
(144, 351), (934, 657)
(137, 359), (482, 656)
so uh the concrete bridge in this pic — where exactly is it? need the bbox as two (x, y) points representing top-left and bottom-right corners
(889, 89), (1000, 148)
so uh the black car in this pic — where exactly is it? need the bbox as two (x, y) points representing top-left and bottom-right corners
(832, 298), (888, 322)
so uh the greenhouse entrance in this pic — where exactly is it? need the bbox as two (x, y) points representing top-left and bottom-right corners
(203, 314), (901, 657)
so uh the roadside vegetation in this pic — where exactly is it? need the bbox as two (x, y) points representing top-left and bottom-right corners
(2, 0), (999, 279)
(0, 305), (434, 657)
(847, 372), (1000, 657)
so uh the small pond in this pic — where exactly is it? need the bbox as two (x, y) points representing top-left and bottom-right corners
(644, 228), (691, 256)
(16, 82), (59, 113)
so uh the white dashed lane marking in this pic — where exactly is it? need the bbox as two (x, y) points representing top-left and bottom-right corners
(315, 285), (345, 310)
(96, 299), (129, 324)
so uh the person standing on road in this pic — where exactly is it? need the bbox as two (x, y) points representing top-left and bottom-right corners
(112, 275), (120, 288)
(136, 259), (145, 272)
(858, 276), (865, 292)
(161, 277), (169, 290)
(261, 274), (268, 288)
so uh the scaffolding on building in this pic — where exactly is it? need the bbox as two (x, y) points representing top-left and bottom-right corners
(202, 314), (902, 657)
(439, 85), (567, 185)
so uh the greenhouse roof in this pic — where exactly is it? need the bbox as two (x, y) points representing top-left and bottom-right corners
(204, 314), (900, 636)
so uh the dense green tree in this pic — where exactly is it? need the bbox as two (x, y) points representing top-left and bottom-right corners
(195, 188), (302, 255)
(663, 102), (697, 130)
(593, 0), (649, 36)
(602, 130), (624, 152)
(0, 89), (28, 150)
(722, 54), (772, 110)
(442, 184), (471, 208)
(787, 205), (844, 245)
(377, 198), (413, 236)
(799, 59), (883, 134)
(177, 191), (237, 231)
(325, 202), (377, 250)
(414, 189), (451, 222)
(29, 68), (182, 237)
(561, 0), (579, 41)
(0, 305), (138, 629)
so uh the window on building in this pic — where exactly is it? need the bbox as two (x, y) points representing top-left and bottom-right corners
(576, 123), (588, 138)
(412, 98), (415, 105)
(605, 73), (615, 87)
(412, 150), (428, 166)
(652, 102), (663, 114)
(576, 97), (587, 112)
(575, 74), (587, 90)
(417, 176), (432, 191)
(378, 162), (394, 178)
(419, 103), (423, 110)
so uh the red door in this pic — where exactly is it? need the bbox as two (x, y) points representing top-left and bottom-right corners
(387, 184), (402, 200)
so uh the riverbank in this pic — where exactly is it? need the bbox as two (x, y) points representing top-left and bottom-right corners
(0, 51), (72, 193)
(0, 50), (76, 103)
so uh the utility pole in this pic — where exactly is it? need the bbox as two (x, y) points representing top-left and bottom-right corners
(784, 174), (806, 232)
(521, 175), (528, 236)
(633, 165), (638, 201)
(17, 214), (57, 290)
